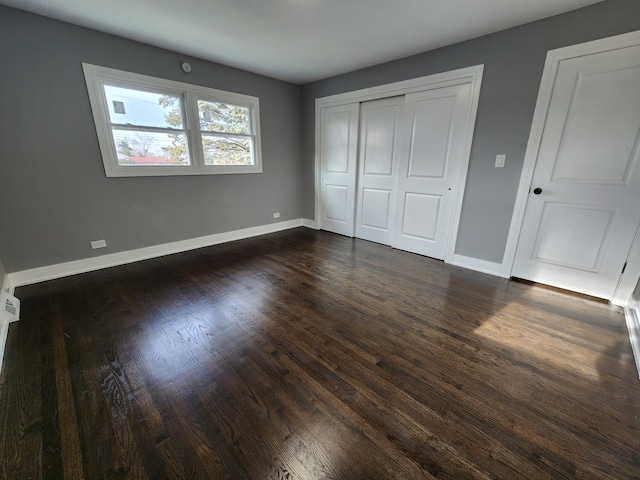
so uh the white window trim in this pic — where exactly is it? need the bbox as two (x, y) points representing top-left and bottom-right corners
(83, 63), (263, 177)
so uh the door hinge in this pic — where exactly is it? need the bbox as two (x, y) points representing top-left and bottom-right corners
(622, 262), (627, 274)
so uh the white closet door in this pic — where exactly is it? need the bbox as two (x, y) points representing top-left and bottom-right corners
(392, 84), (473, 259)
(354, 97), (404, 245)
(319, 103), (359, 237)
(512, 44), (640, 300)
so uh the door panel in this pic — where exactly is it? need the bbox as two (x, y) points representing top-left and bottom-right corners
(355, 97), (403, 245)
(512, 44), (640, 299)
(319, 103), (359, 236)
(407, 96), (455, 178)
(393, 84), (472, 259)
(400, 193), (441, 241)
(361, 189), (392, 230)
(552, 66), (640, 185)
(532, 203), (614, 271)
(324, 185), (349, 223)
(362, 108), (396, 175)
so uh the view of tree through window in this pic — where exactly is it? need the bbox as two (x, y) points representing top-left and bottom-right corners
(199, 100), (252, 166)
(158, 97), (254, 166)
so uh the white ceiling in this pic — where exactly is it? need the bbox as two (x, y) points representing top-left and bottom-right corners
(2, 0), (604, 84)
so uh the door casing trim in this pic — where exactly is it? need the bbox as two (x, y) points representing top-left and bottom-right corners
(314, 65), (484, 265)
(501, 29), (640, 305)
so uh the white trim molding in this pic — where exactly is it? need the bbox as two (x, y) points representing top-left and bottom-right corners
(9, 219), (307, 288)
(624, 293), (640, 380)
(302, 218), (318, 229)
(0, 291), (19, 375)
(612, 224), (640, 307)
(452, 254), (503, 277)
(501, 30), (640, 303)
(0, 319), (11, 375)
(314, 65), (484, 267)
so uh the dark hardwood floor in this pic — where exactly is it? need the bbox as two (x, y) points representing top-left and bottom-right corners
(1, 228), (639, 479)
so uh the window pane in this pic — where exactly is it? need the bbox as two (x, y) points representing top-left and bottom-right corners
(202, 135), (252, 166)
(104, 85), (184, 129)
(112, 129), (190, 166)
(198, 100), (250, 134)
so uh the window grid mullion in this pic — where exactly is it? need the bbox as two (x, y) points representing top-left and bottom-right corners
(200, 132), (253, 139)
(110, 124), (187, 135)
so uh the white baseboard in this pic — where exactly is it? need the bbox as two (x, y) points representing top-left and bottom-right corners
(9, 219), (307, 288)
(624, 294), (640, 380)
(451, 254), (503, 277)
(302, 218), (318, 229)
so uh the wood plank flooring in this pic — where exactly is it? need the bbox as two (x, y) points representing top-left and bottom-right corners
(1, 228), (639, 479)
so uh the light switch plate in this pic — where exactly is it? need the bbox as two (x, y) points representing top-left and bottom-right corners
(495, 154), (506, 168)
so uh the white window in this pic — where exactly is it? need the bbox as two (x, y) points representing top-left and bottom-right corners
(83, 63), (262, 177)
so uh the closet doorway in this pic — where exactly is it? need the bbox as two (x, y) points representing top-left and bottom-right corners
(316, 66), (483, 261)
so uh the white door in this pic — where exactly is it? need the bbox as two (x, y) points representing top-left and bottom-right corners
(354, 97), (404, 245)
(319, 103), (359, 237)
(512, 44), (640, 300)
(392, 84), (473, 259)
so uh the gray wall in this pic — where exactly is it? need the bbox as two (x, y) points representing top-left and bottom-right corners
(301, 0), (640, 264)
(0, 6), (302, 273)
(635, 279), (640, 300)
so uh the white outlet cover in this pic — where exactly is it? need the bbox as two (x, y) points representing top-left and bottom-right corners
(91, 239), (107, 249)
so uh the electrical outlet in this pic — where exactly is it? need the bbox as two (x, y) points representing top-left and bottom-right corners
(91, 239), (107, 249)
(273, 212), (280, 219)
(495, 154), (506, 168)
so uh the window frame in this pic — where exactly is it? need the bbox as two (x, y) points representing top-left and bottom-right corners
(83, 63), (263, 177)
